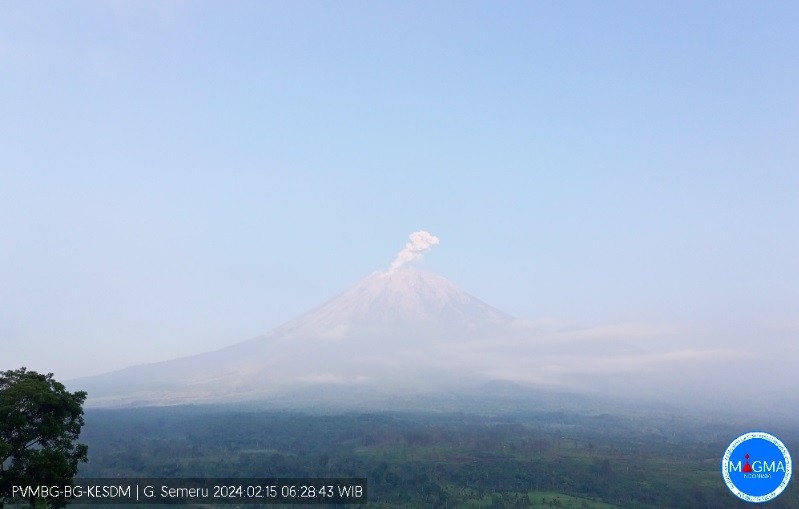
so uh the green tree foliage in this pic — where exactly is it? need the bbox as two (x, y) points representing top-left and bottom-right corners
(0, 368), (88, 509)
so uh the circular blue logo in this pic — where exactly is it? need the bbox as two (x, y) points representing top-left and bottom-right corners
(722, 431), (792, 503)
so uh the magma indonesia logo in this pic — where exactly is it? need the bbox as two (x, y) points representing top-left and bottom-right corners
(722, 431), (792, 503)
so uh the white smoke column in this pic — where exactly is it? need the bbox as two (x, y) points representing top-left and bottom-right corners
(389, 230), (440, 271)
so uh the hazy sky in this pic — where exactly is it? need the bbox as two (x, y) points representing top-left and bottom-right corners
(2, 1), (797, 380)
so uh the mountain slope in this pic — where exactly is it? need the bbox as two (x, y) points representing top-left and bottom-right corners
(273, 267), (513, 339)
(74, 267), (515, 406)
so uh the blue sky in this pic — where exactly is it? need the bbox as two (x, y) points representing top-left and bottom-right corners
(2, 1), (797, 379)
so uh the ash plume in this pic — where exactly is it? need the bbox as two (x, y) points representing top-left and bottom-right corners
(389, 230), (440, 271)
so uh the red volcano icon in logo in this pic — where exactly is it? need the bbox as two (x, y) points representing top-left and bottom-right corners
(743, 454), (754, 473)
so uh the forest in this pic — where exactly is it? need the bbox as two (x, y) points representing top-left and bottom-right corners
(70, 404), (798, 509)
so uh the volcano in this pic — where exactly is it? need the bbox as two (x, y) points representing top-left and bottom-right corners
(74, 267), (516, 406)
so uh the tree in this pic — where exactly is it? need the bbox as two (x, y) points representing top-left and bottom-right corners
(0, 368), (88, 509)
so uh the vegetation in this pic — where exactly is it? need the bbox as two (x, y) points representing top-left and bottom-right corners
(0, 368), (88, 509)
(76, 406), (799, 508)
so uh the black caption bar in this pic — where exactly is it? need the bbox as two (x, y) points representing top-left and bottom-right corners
(13, 478), (367, 504)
